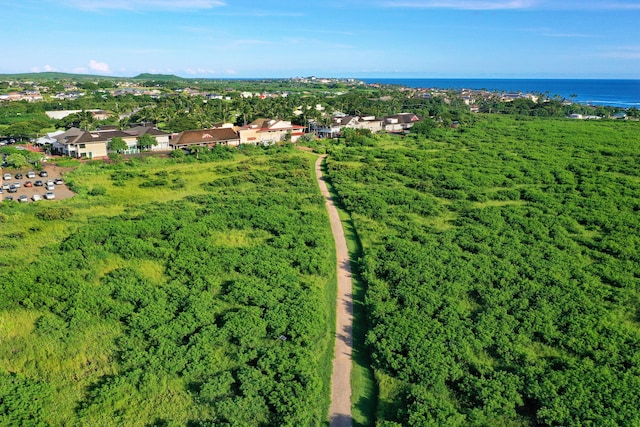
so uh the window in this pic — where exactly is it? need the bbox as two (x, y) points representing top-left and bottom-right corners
(79, 144), (86, 149)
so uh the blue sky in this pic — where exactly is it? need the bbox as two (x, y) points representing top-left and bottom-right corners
(1, 0), (639, 78)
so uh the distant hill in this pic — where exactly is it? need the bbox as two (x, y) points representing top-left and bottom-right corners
(132, 73), (184, 81)
(0, 72), (120, 80)
(0, 71), (186, 83)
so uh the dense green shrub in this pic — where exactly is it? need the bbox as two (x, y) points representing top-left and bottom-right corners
(88, 186), (107, 196)
(0, 149), (334, 426)
(36, 206), (73, 220)
(327, 116), (640, 426)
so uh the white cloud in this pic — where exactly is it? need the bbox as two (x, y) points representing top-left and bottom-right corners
(89, 59), (111, 74)
(550, 1), (640, 10)
(527, 27), (594, 38)
(541, 32), (593, 38)
(378, 0), (640, 10)
(64, 0), (226, 11)
(210, 10), (304, 17)
(185, 68), (215, 75)
(606, 2), (640, 9)
(599, 46), (640, 60)
(232, 39), (272, 46)
(32, 64), (58, 72)
(379, 0), (535, 10)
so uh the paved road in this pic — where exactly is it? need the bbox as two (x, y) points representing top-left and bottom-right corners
(315, 155), (353, 427)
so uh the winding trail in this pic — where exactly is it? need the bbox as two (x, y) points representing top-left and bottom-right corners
(315, 155), (353, 427)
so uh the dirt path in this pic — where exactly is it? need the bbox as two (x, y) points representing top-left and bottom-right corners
(315, 155), (353, 427)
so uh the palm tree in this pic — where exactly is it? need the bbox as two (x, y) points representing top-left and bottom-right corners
(189, 145), (206, 159)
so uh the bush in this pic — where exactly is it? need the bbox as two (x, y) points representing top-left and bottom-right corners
(108, 152), (123, 163)
(88, 186), (107, 196)
(170, 178), (186, 189)
(36, 207), (73, 221)
(170, 149), (185, 159)
(139, 178), (168, 188)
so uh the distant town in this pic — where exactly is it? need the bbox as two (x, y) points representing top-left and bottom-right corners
(1, 74), (636, 157)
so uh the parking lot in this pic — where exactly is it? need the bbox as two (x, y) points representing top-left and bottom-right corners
(1, 166), (75, 203)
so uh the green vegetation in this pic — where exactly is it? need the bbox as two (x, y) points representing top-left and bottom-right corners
(0, 147), (335, 425)
(132, 73), (183, 81)
(2, 72), (640, 425)
(137, 133), (158, 151)
(1, 73), (632, 142)
(325, 116), (640, 426)
(0, 146), (45, 168)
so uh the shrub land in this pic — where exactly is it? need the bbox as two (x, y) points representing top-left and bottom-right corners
(326, 116), (640, 426)
(1, 114), (639, 426)
(0, 146), (335, 425)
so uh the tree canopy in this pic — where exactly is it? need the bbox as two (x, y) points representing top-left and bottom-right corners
(107, 136), (127, 153)
(137, 133), (158, 151)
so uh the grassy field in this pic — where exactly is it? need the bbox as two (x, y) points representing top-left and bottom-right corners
(0, 147), (337, 425)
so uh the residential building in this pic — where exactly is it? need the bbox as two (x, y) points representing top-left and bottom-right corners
(355, 115), (384, 133)
(51, 126), (171, 158)
(35, 130), (65, 146)
(312, 115), (383, 138)
(237, 119), (306, 144)
(124, 126), (171, 151)
(169, 128), (241, 150)
(382, 113), (422, 132)
(51, 127), (109, 159)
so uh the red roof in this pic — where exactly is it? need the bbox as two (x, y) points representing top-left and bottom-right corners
(170, 128), (239, 146)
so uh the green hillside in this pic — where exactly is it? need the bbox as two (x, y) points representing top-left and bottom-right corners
(0, 72), (120, 81)
(132, 73), (184, 81)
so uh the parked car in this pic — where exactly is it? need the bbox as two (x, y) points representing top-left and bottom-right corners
(4, 196), (13, 201)
(54, 178), (64, 185)
(18, 195), (28, 203)
(1, 183), (9, 190)
(26, 171), (36, 178)
(44, 192), (55, 200)
(45, 180), (54, 187)
(32, 194), (42, 201)
(12, 181), (21, 188)
(3, 173), (11, 181)
(34, 180), (43, 186)
(15, 173), (23, 179)
(24, 181), (33, 187)
(39, 170), (48, 177)
(46, 185), (55, 192)
(8, 185), (17, 193)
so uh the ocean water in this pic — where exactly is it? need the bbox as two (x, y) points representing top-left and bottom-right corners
(360, 78), (640, 108)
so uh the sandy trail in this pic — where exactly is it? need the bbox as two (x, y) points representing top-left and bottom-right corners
(315, 155), (353, 427)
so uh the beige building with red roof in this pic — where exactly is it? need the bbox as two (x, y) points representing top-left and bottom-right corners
(238, 119), (306, 145)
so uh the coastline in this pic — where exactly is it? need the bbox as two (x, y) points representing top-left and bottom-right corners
(360, 78), (640, 108)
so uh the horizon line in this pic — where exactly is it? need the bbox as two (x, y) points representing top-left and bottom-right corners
(1, 72), (639, 81)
